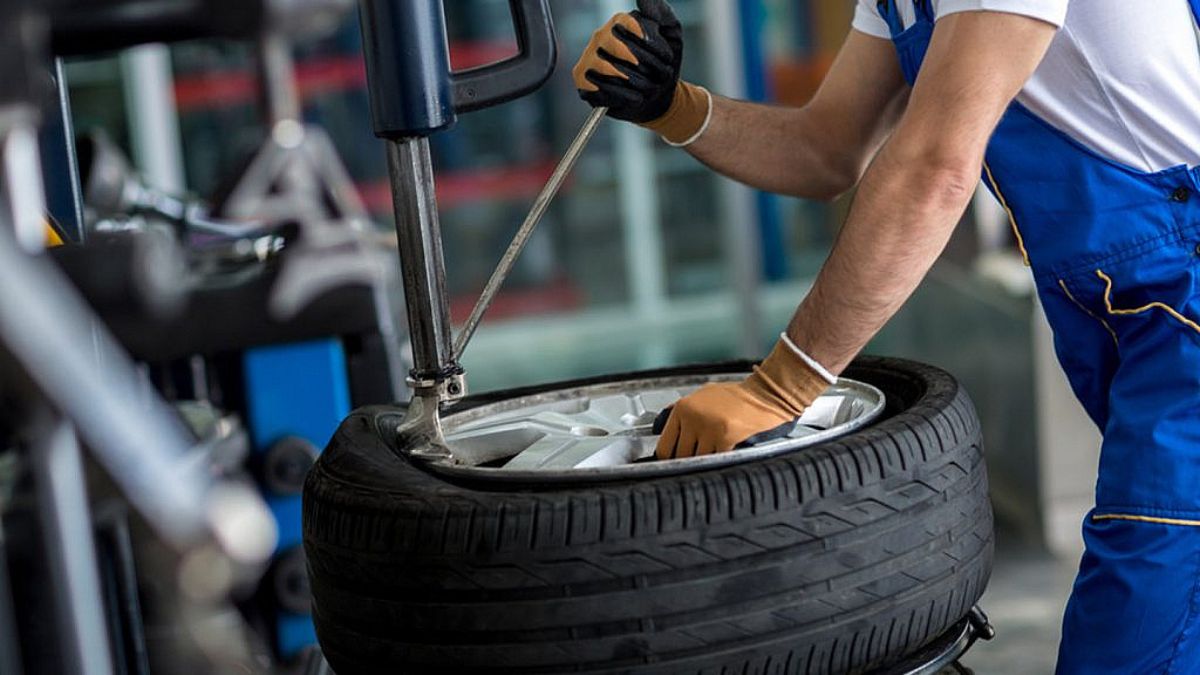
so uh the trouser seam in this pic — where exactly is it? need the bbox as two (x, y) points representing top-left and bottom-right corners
(1095, 507), (1200, 522)
(1036, 220), (1200, 283)
(1057, 278), (1120, 349)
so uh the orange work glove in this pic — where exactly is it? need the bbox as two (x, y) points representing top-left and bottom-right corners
(571, 0), (712, 146)
(655, 336), (836, 459)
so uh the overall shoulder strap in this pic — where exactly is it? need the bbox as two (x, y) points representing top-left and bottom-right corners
(875, 0), (907, 38)
(914, 0), (936, 24)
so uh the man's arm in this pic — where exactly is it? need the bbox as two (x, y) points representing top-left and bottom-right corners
(686, 30), (909, 200)
(788, 11), (1056, 372)
(572, 0), (905, 201)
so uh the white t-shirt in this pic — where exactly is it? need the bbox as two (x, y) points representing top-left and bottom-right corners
(852, 0), (1200, 173)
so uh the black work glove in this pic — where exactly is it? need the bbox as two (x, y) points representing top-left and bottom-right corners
(572, 0), (682, 123)
(571, 0), (709, 144)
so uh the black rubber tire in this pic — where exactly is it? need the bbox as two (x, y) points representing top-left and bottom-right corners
(303, 357), (993, 675)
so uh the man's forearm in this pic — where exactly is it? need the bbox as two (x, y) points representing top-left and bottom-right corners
(681, 30), (907, 201)
(685, 96), (862, 200)
(786, 140), (978, 374)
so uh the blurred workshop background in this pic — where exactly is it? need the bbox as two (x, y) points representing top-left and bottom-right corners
(57, 1), (1091, 670)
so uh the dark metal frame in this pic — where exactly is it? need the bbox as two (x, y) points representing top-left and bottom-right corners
(0, 2), (289, 672)
(875, 607), (996, 675)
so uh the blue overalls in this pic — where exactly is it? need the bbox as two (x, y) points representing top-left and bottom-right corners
(877, 1), (1200, 672)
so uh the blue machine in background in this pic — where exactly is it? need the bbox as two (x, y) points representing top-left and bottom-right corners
(244, 339), (352, 658)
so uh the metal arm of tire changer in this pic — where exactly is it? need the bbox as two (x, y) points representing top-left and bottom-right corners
(359, 0), (606, 459)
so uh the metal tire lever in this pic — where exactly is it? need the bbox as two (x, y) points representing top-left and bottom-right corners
(451, 106), (607, 362)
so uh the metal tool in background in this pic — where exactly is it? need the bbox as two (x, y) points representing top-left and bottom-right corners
(213, 1), (397, 323)
(50, 0), (363, 248)
(76, 130), (274, 241)
(64, 128), (397, 394)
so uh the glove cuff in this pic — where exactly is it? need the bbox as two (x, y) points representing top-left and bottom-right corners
(641, 82), (711, 146)
(778, 332), (837, 385)
(749, 337), (834, 416)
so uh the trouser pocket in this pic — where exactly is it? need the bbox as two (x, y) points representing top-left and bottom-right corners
(1090, 267), (1200, 343)
(1055, 235), (1200, 346)
(1050, 239), (1200, 513)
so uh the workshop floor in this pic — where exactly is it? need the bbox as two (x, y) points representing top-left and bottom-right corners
(959, 536), (1080, 674)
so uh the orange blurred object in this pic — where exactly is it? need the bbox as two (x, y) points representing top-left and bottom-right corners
(767, 55), (835, 107)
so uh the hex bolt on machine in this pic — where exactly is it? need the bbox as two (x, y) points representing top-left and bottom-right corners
(303, 1), (997, 673)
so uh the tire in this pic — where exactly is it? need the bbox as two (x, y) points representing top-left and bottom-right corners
(303, 357), (993, 675)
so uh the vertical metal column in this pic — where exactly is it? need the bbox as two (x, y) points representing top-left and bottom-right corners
(385, 138), (455, 381)
(120, 45), (186, 193)
(257, 32), (302, 126)
(31, 413), (116, 675)
(359, 0), (460, 390)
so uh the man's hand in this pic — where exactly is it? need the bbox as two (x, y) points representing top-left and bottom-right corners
(572, 0), (710, 144)
(655, 338), (833, 459)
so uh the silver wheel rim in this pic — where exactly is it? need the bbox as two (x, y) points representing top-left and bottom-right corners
(420, 372), (886, 484)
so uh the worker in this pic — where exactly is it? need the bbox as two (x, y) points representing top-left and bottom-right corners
(575, 0), (1200, 672)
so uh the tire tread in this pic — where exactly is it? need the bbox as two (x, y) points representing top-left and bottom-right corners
(304, 357), (994, 674)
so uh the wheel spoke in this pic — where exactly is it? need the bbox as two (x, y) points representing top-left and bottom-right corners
(505, 436), (639, 470)
(441, 374), (884, 473)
